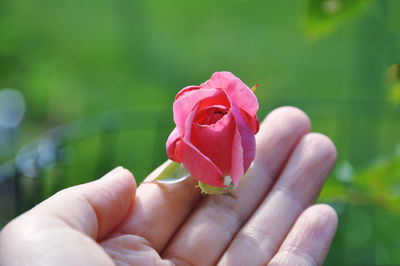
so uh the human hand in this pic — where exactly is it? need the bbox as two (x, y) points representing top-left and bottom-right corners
(0, 107), (338, 266)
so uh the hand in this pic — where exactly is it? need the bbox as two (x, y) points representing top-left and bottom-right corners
(0, 107), (338, 266)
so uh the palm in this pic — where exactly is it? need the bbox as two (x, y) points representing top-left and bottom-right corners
(0, 107), (338, 266)
(102, 106), (338, 265)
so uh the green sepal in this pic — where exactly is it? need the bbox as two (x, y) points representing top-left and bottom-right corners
(198, 162), (254, 196)
(198, 182), (225, 195)
(154, 160), (190, 184)
(198, 181), (236, 197)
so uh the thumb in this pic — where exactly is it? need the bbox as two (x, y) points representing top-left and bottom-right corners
(32, 166), (136, 240)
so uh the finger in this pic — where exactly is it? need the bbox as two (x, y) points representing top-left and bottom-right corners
(162, 106), (311, 265)
(269, 204), (338, 265)
(112, 160), (202, 252)
(0, 167), (136, 265)
(268, 204), (338, 266)
(31, 166), (136, 240)
(218, 133), (337, 266)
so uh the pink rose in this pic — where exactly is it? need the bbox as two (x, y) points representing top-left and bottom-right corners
(166, 72), (259, 187)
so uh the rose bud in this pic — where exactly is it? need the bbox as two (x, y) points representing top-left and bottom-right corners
(166, 71), (259, 188)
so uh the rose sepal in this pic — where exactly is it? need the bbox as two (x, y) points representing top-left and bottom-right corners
(154, 160), (191, 184)
(197, 161), (254, 196)
(155, 160), (254, 195)
(198, 181), (235, 196)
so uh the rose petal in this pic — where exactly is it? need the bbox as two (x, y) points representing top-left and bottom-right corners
(231, 126), (244, 186)
(166, 127), (182, 163)
(202, 71), (259, 117)
(230, 99), (256, 180)
(168, 72), (259, 189)
(173, 88), (230, 134)
(181, 141), (225, 187)
(175, 85), (200, 100)
(181, 104), (225, 187)
(240, 108), (260, 134)
(194, 105), (228, 125)
(191, 111), (236, 176)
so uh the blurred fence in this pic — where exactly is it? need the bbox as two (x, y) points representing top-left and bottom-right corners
(0, 106), (171, 220)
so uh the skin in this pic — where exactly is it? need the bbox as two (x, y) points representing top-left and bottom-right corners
(0, 107), (338, 266)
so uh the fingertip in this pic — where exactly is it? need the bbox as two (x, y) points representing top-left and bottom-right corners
(300, 204), (338, 263)
(254, 106), (311, 177)
(269, 204), (338, 265)
(118, 167), (137, 192)
(306, 203), (338, 231)
(121, 167), (137, 201)
(71, 166), (137, 240)
(101, 166), (137, 199)
(295, 204), (338, 253)
(302, 133), (338, 168)
(262, 106), (311, 134)
(257, 106), (311, 150)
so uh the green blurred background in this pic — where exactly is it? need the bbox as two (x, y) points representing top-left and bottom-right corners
(0, 0), (399, 264)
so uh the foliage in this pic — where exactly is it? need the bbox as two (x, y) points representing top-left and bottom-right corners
(320, 151), (400, 264)
(302, 0), (374, 40)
